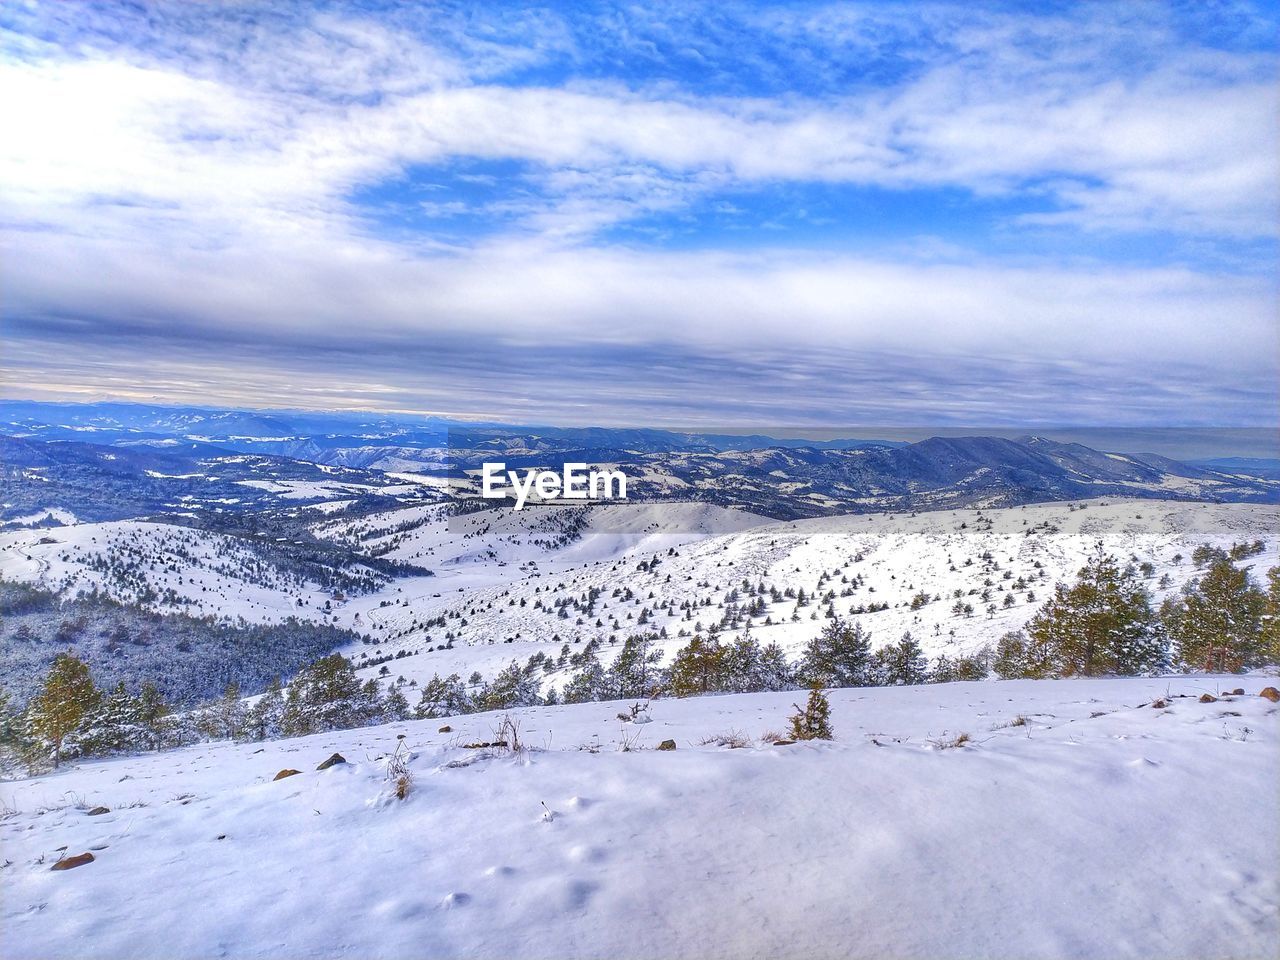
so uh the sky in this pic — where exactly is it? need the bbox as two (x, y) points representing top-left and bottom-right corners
(1, 1), (1277, 431)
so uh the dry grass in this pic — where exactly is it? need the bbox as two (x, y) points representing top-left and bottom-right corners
(698, 729), (753, 749)
(387, 739), (413, 800)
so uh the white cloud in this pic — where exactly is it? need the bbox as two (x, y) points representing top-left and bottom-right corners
(0, 2), (1275, 425)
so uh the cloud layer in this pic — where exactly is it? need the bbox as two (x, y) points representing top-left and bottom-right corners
(1, 1), (1276, 427)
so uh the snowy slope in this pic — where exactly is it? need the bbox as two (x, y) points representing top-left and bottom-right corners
(332, 499), (1278, 691)
(0, 521), (352, 623)
(3, 500), (1275, 695)
(2, 676), (1276, 960)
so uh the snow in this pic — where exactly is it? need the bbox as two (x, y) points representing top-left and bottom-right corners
(0, 520), (346, 623)
(2, 676), (1275, 960)
(330, 499), (1277, 692)
(0, 508), (78, 528)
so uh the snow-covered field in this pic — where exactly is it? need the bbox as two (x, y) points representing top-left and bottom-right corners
(2, 676), (1276, 960)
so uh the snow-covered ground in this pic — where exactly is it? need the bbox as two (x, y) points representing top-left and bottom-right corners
(2, 676), (1275, 960)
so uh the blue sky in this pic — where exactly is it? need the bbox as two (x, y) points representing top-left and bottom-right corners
(0, 1), (1276, 429)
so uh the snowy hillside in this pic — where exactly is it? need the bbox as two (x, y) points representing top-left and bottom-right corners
(321, 499), (1277, 692)
(3, 676), (1276, 960)
(3, 499), (1276, 701)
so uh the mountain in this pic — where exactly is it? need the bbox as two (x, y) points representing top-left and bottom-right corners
(0, 400), (900, 456)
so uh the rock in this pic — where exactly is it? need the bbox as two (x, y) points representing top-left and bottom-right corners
(1199, 693), (1217, 703)
(438, 725), (452, 733)
(657, 739), (677, 751)
(1260, 687), (1280, 703)
(1232, 688), (1245, 696)
(51, 852), (94, 871)
(1150, 698), (1168, 708)
(273, 768), (301, 781)
(316, 753), (346, 771)
(773, 740), (796, 746)
(86, 806), (110, 816)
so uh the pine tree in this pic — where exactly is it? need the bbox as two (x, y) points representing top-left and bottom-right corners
(382, 683), (410, 721)
(281, 654), (377, 736)
(1162, 557), (1266, 672)
(722, 630), (765, 693)
(668, 636), (725, 697)
(798, 617), (872, 687)
(246, 677), (284, 740)
(1025, 548), (1162, 677)
(757, 641), (795, 691)
(788, 685), (834, 741)
(993, 630), (1030, 679)
(135, 681), (169, 749)
(873, 632), (929, 685)
(608, 634), (662, 699)
(74, 681), (153, 756)
(479, 662), (543, 711)
(27, 653), (99, 767)
(1262, 566), (1280, 666)
(209, 681), (247, 741)
(415, 673), (472, 718)
(562, 661), (608, 704)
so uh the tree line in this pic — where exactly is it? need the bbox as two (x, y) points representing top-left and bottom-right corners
(5, 544), (1276, 772)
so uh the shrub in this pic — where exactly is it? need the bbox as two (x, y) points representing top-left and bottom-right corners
(788, 684), (834, 741)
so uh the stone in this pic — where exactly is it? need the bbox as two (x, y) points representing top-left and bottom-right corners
(1232, 688), (1245, 696)
(273, 768), (301, 781)
(316, 753), (346, 771)
(1259, 687), (1280, 703)
(1150, 698), (1168, 708)
(86, 806), (110, 816)
(773, 740), (796, 746)
(1199, 693), (1217, 703)
(438, 725), (452, 733)
(51, 852), (94, 871)
(657, 739), (677, 751)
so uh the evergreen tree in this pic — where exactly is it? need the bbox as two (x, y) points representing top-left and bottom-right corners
(280, 654), (378, 736)
(993, 630), (1031, 679)
(873, 632), (929, 685)
(74, 681), (153, 756)
(608, 634), (662, 699)
(722, 630), (765, 693)
(479, 662), (542, 711)
(245, 677), (284, 740)
(668, 636), (725, 697)
(415, 673), (472, 718)
(1025, 549), (1162, 677)
(798, 617), (872, 687)
(203, 681), (247, 741)
(562, 661), (608, 704)
(1262, 566), (1280, 666)
(757, 641), (795, 691)
(27, 653), (99, 767)
(1162, 557), (1266, 672)
(382, 683), (411, 722)
(788, 684), (834, 741)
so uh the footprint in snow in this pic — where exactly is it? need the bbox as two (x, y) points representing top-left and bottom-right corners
(561, 879), (598, 911)
(440, 892), (471, 909)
